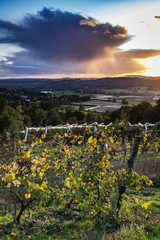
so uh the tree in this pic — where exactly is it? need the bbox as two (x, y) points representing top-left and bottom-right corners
(27, 102), (46, 126)
(0, 95), (8, 114)
(0, 96), (24, 137)
(121, 99), (128, 105)
(65, 107), (74, 121)
(129, 101), (152, 123)
(74, 110), (85, 122)
(86, 111), (97, 124)
(41, 100), (57, 111)
(79, 103), (85, 112)
(7, 105), (24, 138)
(46, 108), (64, 126)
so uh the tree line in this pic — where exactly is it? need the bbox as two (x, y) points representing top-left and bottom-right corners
(0, 93), (160, 138)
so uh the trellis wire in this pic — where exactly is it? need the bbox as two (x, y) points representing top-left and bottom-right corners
(18, 121), (156, 141)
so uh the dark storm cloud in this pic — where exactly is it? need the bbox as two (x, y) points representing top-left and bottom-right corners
(117, 49), (160, 59)
(0, 19), (23, 32)
(0, 7), (130, 61)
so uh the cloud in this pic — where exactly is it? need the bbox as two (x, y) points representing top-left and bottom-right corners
(117, 49), (160, 59)
(0, 53), (55, 76)
(0, 49), (147, 78)
(0, 7), (160, 78)
(0, 7), (130, 62)
(154, 16), (160, 19)
(139, 21), (145, 24)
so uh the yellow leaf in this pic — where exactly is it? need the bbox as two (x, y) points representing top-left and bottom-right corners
(64, 133), (68, 137)
(39, 172), (44, 177)
(135, 197), (139, 205)
(88, 136), (93, 144)
(25, 193), (31, 199)
(39, 139), (42, 144)
(135, 186), (141, 191)
(44, 148), (49, 153)
(93, 138), (97, 144)
(11, 173), (15, 180)
(101, 208), (107, 213)
(26, 151), (30, 158)
(123, 193), (129, 199)
(40, 181), (47, 191)
(65, 177), (70, 181)
(109, 137), (114, 143)
(11, 232), (17, 237)
(141, 202), (148, 210)
(66, 181), (70, 188)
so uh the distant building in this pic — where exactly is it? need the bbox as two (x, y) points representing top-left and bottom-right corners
(25, 99), (30, 102)
(40, 90), (54, 95)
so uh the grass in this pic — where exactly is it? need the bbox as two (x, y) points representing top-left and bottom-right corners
(0, 185), (159, 239)
(134, 153), (160, 182)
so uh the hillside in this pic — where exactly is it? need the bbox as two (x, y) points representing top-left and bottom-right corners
(0, 76), (160, 92)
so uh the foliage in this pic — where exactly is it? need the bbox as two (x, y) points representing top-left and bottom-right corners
(0, 128), (155, 226)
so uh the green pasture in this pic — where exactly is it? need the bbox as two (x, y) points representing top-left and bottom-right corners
(54, 91), (74, 97)
(104, 87), (160, 95)
(54, 91), (88, 97)
(59, 104), (92, 112)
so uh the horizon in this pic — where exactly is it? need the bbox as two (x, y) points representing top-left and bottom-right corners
(0, 74), (160, 80)
(0, 0), (160, 79)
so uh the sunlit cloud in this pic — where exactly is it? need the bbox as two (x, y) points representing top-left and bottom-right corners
(116, 49), (160, 59)
(154, 16), (160, 20)
(140, 56), (160, 76)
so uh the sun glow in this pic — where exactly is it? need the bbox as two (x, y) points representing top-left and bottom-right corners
(139, 56), (160, 76)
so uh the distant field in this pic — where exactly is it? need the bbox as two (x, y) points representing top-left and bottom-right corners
(104, 87), (160, 95)
(56, 89), (158, 113)
(104, 89), (132, 94)
(54, 91), (74, 97)
(81, 99), (107, 104)
(54, 90), (88, 97)
(59, 104), (91, 112)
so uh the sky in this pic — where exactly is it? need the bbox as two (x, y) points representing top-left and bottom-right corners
(0, 0), (160, 79)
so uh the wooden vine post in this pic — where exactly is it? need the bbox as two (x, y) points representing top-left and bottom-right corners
(13, 141), (18, 223)
(117, 136), (142, 215)
(44, 125), (48, 138)
(24, 127), (28, 142)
